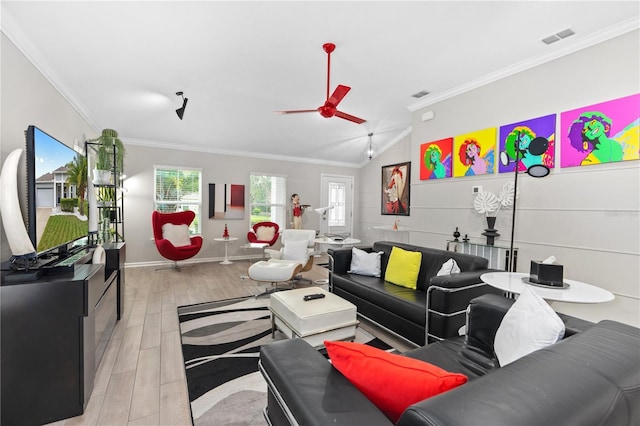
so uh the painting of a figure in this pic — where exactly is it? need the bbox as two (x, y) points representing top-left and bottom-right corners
(382, 162), (410, 216)
(453, 127), (496, 177)
(561, 93), (640, 168)
(420, 138), (452, 180)
(499, 114), (556, 173)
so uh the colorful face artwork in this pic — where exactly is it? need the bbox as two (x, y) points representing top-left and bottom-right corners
(561, 94), (640, 168)
(499, 114), (556, 173)
(453, 127), (496, 177)
(420, 138), (453, 180)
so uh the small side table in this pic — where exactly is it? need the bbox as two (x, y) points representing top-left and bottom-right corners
(447, 240), (517, 271)
(481, 272), (614, 303)
(243, 242), (269, 262)
(214, 237), (238, 265)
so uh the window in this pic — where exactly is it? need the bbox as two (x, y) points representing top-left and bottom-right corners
(328, 181), (346, 228)
(249, 173), (286, 228)
(154, 166), (202, 234)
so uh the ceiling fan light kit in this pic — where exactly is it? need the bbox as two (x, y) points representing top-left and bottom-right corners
(175, 91), (188, 120)
(276, 42), (366, 124)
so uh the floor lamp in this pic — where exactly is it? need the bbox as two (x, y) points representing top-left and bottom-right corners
(314, 206), (335, 236)
(503, 135), (550, 273)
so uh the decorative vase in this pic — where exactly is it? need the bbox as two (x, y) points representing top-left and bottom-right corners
(482, 216), (500, 246)
(453, 227), (461, 241)
(223, 224), (229, 239)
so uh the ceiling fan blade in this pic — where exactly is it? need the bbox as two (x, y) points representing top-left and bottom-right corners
(334, 110), (366, 124)
(275, 109), (318, 115)
(328, 85), (351, 107)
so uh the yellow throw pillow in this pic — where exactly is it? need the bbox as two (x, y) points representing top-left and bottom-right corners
(384, 246), (422, 289)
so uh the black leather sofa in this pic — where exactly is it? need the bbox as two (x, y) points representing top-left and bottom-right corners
(259, 294), (640, 426)
(329, 241), (501, 345)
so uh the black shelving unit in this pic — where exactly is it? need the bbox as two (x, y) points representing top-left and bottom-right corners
(85, 141), (124, 244)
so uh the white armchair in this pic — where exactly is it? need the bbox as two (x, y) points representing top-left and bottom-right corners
(265, 229), (316, 274)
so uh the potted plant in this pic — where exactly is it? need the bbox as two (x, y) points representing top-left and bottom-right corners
(90, 128), (125, 184)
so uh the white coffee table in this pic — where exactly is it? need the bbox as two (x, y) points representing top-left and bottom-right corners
(481, 272), (614, 303)
(269, 287), (357, 348)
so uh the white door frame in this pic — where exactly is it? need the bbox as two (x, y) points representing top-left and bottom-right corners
(319, 174), (354, 236)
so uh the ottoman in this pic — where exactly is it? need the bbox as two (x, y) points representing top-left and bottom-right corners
(248, 260), (302, 296)
(269, 287), (357, 348)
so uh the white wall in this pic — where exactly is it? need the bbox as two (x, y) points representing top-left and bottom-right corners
(357, 30), (640, 327)
(123, 144), (357, 264)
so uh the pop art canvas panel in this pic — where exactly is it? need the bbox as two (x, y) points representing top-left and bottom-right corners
(382, 162), (410, 216)
(453, 127), (496, 177)
(420, 138), (453, 180)
(498, 114), (556, 173)
(561, 93), (640, 168)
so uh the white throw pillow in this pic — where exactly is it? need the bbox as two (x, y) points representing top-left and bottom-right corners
(348, 247), (383, 277)
(256, 225), (276, 241)
(162, 223), (191, 247)
(282, 239), (309, 261)
(437, 258), (461, 276)
(494, 285), (565, 366)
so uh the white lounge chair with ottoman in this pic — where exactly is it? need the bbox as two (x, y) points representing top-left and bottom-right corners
(265, 229), (317, 284)
(248, 260), (302, 297)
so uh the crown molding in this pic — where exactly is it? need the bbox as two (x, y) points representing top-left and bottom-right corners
(407, 17), (640, 112)
(124, 137), (362, 169)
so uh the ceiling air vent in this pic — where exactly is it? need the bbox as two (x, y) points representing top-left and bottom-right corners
(542, 28), (575, 45)
(412, 90), (430, 99)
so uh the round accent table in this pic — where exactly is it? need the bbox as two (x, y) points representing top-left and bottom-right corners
(481, 272), (614, 303)
(313, 236), (361, 253)
(214, 237), (238, 265)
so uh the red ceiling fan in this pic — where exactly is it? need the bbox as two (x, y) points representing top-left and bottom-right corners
(276, 43), (366, 124)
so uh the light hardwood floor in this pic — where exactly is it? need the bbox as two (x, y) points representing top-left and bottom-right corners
(49, 255), (409, 426)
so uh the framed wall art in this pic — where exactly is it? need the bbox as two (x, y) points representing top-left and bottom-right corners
(560, 93), (640, 168)
(498, 114), (556, 173)
(420, 138), (453, 180)
(453, 127), (496, 177)
(209, 183), (245, 219)
(381, 161), (410, 216)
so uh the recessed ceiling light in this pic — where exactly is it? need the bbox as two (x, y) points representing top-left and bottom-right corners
(412, 90), (430, 99)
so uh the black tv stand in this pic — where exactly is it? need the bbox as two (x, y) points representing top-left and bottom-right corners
(0, 247), (93, 283)
(1, 242), (126, 425)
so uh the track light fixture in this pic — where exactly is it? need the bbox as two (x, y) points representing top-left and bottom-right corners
(175, 91), (188, 120)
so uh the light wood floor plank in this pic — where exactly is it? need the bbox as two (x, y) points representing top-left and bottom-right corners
(96, 371), (136, 426)
(129, 347), (161, 421)
(160, 329), (186, 386)
(112, 324), (144, 374)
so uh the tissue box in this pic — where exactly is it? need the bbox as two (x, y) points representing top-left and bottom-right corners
(529, 261), (564, 287)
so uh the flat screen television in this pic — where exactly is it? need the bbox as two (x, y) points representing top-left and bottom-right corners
(25, 125), (89, 256)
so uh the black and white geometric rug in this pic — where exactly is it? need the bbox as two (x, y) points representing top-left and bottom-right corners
(178, 296), (391, 425)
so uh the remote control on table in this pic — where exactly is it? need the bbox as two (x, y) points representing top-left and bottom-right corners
(303, 293), (326, 301)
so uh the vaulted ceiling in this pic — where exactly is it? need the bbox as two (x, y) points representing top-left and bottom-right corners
(2, 1), (638, 167)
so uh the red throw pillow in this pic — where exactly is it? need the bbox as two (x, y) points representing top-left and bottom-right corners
(325, 340), (467, 422)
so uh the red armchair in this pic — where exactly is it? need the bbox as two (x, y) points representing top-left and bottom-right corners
(152, 210), (203, 271)
(247, 222), (280, 246)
